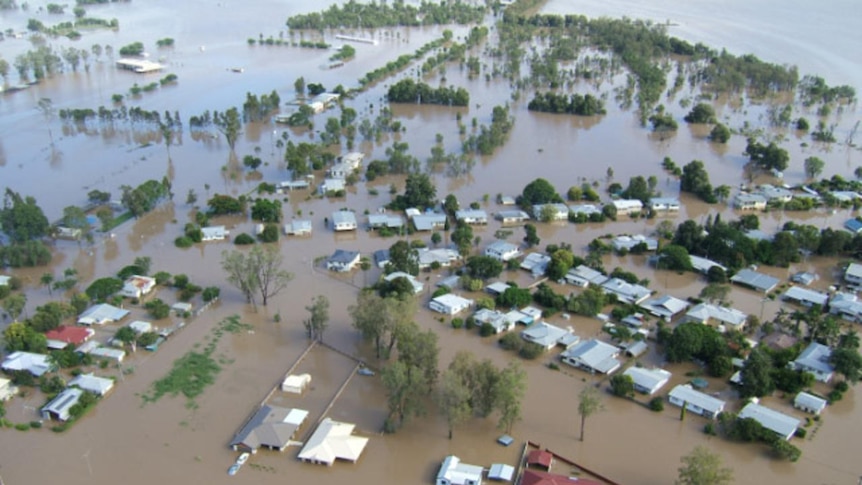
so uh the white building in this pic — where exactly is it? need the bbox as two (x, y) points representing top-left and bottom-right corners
(326, 250), (360, 272)
(560, 339), (620, 374)
(297, 418), (368, 466)
(624, 367), (672, 395)
(844, 262), (862, 286)
(429, 294), (474, 315)
(455, 209), (488, 225)
(790, 342), (834, 383)
(532, 203), (569, 221)
(734, 193), (768, 210)
(522, 322), (577, 351)
(119, 275), (157, 299)
(1, 351), (54, 376)
(600, 278), (651, 305)
(201, 225), (228, 241)
(612, 199), (644, 215)
(484, 240), (521, 261)
(436, 455), (484, 485)
(667, 384), (726, 419)
(384, 272), (423, 294)
(331, 210), (357, 231)
(794, 391), (827, 415)
(638, 295), (688, 321)
(69, 373), (115, 396)
(683, 303), (748, 331)
(564, 265), (608, 287)
(829, 292), (862, 322)
(42, 388), (83, 422)
(738, 401), (800, 441)
(649, 197), (680, 212)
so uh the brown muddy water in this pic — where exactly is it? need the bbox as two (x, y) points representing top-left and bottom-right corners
(1, 0), (862, 484)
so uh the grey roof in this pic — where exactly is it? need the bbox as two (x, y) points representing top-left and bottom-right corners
(735, 193), (768, 206)
(738, 402), (800, 439)
(201, 225), (227, 240)
(730, 269), (780, 292)
(600, 278), (651, 304)
(418, 248), (460, 268)
(649, 197), (680, 209)
(485, 240), (520, 255)
(829, 292), (862, 320)
(782, 286), (828, 307)
(488, 463), (515, 481)
(329, 249), (360, 265)
(612, 235), (658, 251)
(793, 342), (834, 376)
(568, 204), (601, 215)
(521, 321), (572, 349)
(69, 373), (114, 395)
(485, 281), (511, 295)
(331, 210), (357, 227)
(495, 210), (530, 222)
(1, 351), (53, 376)
(624, 367), (671, 394)
(845, 262), (862, 281)
(560, 339), (620, 374)
(285, 219), (312, 235)
(532, 203), (569, 220)
(625, 340), (649, 357)
(791, 272), (817, 286)
(373, 249), (390, 267)
(668, 385), (726, 414)
(42, 388), (83, 420)
(368, 213), (404, 228)
(639, 295), (688, 319)
(78, 303), (130, 325)
(436, 275), (460, 289)
(689, 255), (726, 274)
(794, 392), (827, 413)
(565, 265), (609, 286)
(520, 252), (551, 274)
(684, 303), (747, 328)
(454, 209), (488, 222)
(412, 213), (447, 231)
(230, 405), (307, 451)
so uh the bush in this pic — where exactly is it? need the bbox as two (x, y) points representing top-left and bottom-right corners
(704, 422), (717, 435)
(499, 332), (523, 351)
(451, 318), (463, 329)
(29, 420), (42, 429)
(234, 233), (255, 245)
(15, 423), (30, 431)
(834, 381), (849, 393)
(479, 322), (496, 337)
(648, 397), (664, 412)
(828, 389), (844, 403)
(795, 427), (807, 439)
(770, 439), (802, 462)
(174, 236), (193, 248)
(464, 316), (476, 330)
(518, 342), (544, 360)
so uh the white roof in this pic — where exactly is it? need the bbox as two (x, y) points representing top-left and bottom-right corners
(331, 210), (357, 225)
(668, 385), (726, 414)
(488, 463), (515, 481)
(782, 286), (828, 306)
(284, 408), (310, 426)
(455, 209), (488, 221)
(624, 367), (671, 394)
(412, 213), (447, 231)
(565, 265), (609, 286)
(0, 275), (10, 286)
(42, 388), (83, 419)
(685, 303), (747, 327)
(561, 339), (620, 374)
(297, 418), (368, 465)
(128, 320), (153, 334)
(201, 225), (227, 240)
(521, 321), (571, 349)
(568, 204), (601, 215)
(612, 199), (643, 210)
(689, 255), (726, 274)
(485, 281), (512, 294)
(793, 342), (834, 375)
(282, 374), (312, 391)
(639, 295), (688, 319)
(601, 278), (651, 304)
(738, 402), (800, 439)
(485, 240), (519, 254)
(730, 269), (780, 292)
(431, 293), (473, 310)
(845, 262), (862, 280)
(69, 373), (114, 395)
(437, 455), (484, 485)
(78, 303), (130, 325)
(794, 392), (827, 413)
(612, 234), (658, 251)
(1, 351), (53, 376)
(418, 248), (460, 268)
(520, 252), (551, 273)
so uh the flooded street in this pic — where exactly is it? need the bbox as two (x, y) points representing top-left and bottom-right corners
(1, 0), (862, 484)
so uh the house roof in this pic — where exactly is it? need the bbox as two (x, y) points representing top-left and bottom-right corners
(230, 405), (308, 451)
(738, 402), (800, 439)
(496, 210), (530, 221)
(561, 339), (620, 374)
(521, 322), (572, 349)
(568, 204), (601, 215)
(649, 197), (680, 207)
(485, 281), (512, 295)
(431, 294), (473, 310)
(128, 320), (153, 334)
(639, 295), (688, 319)
(285, 220), (313, 234)
(829, 292), (862, 318)
(521, 253), (551, 274)
(612, 234), (658, 251)
(685, 303), (747, 327)
(612, 199), (643, 210)
(436, 455), (484, 485)
(624, 340), (648, 357)
(793, 342), (834, 375)
(1, 351), (53, 376)
(521, 469), (602, 485)
(78, 303), (130, 325)
(455, 209), (488, 221)
(689, 255), (726, 274)
(384, 272), (423, 294)
(297, 418), (368, 465)
(794, 392), (827, 412)
(201, 225), (227, 240)
(331, 210), (357, 226)
(418, 248), (460, 267)
(485, 240), (520, 254)
(532, 203), (569, 219)
(565, 265), (608, 286)
(668, 384), (726, 413)
(791, 271), (817, 285)
(0, 275), (10, 286)
(42, 388), (83, 419)
(45, 326), (93, 344)
(730, 269), (780, 293)
(373, 249), (390, 267)
(328, 249), (360, 265)
(69, 373), (114, 395)
(527, 450), (553, 468)
(600, 278), (651, 304)
(845, 262), (862, 280)
(782, 286), (828, 306)
(488, 463), (515, 481)
(735, 193), (768, 205)
(412, 213), (447, 231)
(624, 367), (672, 394)
(368, 213), (404, 228)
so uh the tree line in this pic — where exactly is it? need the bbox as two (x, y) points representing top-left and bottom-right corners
(527, 92), (606, 116)
(387, 78), (469, 107)
(286, 0), (486, 30)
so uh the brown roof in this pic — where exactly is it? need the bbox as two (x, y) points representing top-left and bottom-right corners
(45, 326), (93, 344)
(521, 469), (603, 485)
(527, 450), (553, 469)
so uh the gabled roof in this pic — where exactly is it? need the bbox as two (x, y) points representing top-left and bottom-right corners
(297, 418), (368, 465)
(568, 204), (601, 215)
(730, 269), (780, 293)
(612, 199), (643, 210)
(45, 326), (94, 345)
(527, 449), (553, 468)
(201, 225), (227, 240)
(331, 210), (357, 226)
(794, 391), (827, 413)
(42, 388), (83, 420)
(69, 373), (114, 395)
(78, 303), (130, 325)
(845, 262), (862, 280)
(782, 286), (828, 306)
(436, 455), (484, 485)
(521, 252), (551, 274)
(521, 469), (602, 485)
(685, 303), (747, 327)
(1, 351), (53, 376)
(454, 209), (488, 221)
(612, 234), (658, 251)
(668, 384), (725, 414)
(418, 248), (460, 268)
(738, 402), (800, 440)
(368, 213), (404, 228)
(624, 367), (671, 394)
(639, 295), (688, 319)
(793, 342), (834, 375)
(689, 255), (726, 274)
(285, 220), (313, 235)
(560, 339), (620, 374)
(412, 213), (447, 231)
(230, 405), (308, 451)
(521, 322), (572, 349)
(565, 265), (608, 286)
(384, 272), (423, 294)
(485, 240), (520, 255)
(600, 278), (650, 304)
(328, 249), (360, 265)
(496, 210), (530, 221)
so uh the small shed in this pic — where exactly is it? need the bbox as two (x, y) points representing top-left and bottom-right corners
(488, 463), (515, 482)
(281, 374), (312, 394)
(794, 391), (828, 415)
(526, 449), (553, 470)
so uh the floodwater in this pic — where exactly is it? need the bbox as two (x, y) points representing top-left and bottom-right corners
(1, 0), (862, 484)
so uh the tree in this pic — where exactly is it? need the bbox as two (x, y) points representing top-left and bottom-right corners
(494, 361), (526, 433)
(221, 246), (293, 310)
(37, 97), (55, 150)
(1, 189), (50, 243)
(497, 286), (532, 309)
(577, 386), (604, 441)
(680, 160), (716, 203)
(40, 272), (54, 295)
(675, 446), (733, 485)
(214, 107), (242, 151)
(303, 295), (329, 341)
(85, 277), (122, 302)
(392, 173), (437, 210)
(830, 347), (862, 383)
(739, 346), (775, 398)
(520, 178), (561, 207)
(2, 294), (27, 323)
(699, 283), (731, 304)
(709, 123), (731, 143)
(251, 198), (281, 223)
(684, 103), (716, 124)
(294, 76), (305, 95)
(114, 326), (137, 346)
(386, 240), (420, 276)
(804, 156), (825, 180)
(3, 322), (46, 353)
(523, 223), (540, 248)
(437, 368), (472, 439)
(609, 374), (635, 398)
(745, 138), (789, 172)
(243, 155), (263, 172)
(381, 360), (425, 432)
(659, 245), (693, 271)
(466, 255), (503, 280)
(350, 292), (416, 359)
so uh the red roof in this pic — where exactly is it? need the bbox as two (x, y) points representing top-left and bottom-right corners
(45, 326), (93, 344)
(527, 450), (553, 469)
(521, 469), (603, 485)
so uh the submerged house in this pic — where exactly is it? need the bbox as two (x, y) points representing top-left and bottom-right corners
(436, 455), (484, 485)
(730, 269), (780, 293)
(77, 303), (130, 326)
(326, 250), (360, 272)
(624, 367), (672, 395)
(119, 275), (157, 299)
(230, 405), (309, 452)
(484, 240), (522, 262)
(429, 294), (474, 315)
(521, 322), (577, 351)
(297, 418), (368, 466)
(790, 342), (834, 383)
(331, 210), (358, 231)
(667, 384), (726, 419)
(638, 295), (688, 321)
(560, 339), (620, 374)
(738, 401), (800, 441)
(41, 388), (83, 422)
(682, 303), (748, 332)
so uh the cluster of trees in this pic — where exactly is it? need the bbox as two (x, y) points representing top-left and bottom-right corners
(462, 105), (514, 156)
(519, 178), (563, 208)
(798, 75), (856, 106)
(12, 45), (63, 82)
(59, 106), (182, 128)
(386, 79), (469, 107)
(661, 322), (740, 377)
(0, 189), (52, 267)
(118, 41), (144, 56)
(286, 0), (485, 30)
(120, 179), (169, 217)
(242, 90), (281, 122)
(358, 38), (446, 88)
(744, 138), (790, 172)
(527, 92), (606, 116)
(683, 103), (716, 124)
(207, 194), (245, 215)
(388, 173), (437, 211)
(221, 246), (293, 310)
(680, 160), (720, 203)
(285, 141), (330, 178)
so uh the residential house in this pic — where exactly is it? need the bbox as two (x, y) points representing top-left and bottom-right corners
(331, 211), (358, 231)
(128, 320), (153, 335)
(297, 418), (368, 466)
(624, 340), (649, 357)
(484, 282), (511, 296)
(340, 152), (365, 170)
(560, 339), (620, 374)
(790, 342), (834, 383)
(649, 197), (680, 212)
(756, 184), (794, 203)
(45, 326), (95, 350)
(368, 213), (404, 230)
(521, 322), (577, 350)
(639, 295), (688, 321)
(738, 401), (800, 441)
(436, 455), (484, 485)
(745, 229), (772, 242)
(612, 199), (643, 215)
(484, 240), (521, 262)
(0, 377), (16, 401)
(455, 209), (488, 225)
(278, 180), (310, 191)
(791, 271), (817, 286)
(730, 269), (780, 293)
(327, 163), (353, 180)
(683, 303), (748, 331)
(612, 234), (658, 252)
(230, 405), (309, 452)
(564, 265), (608, 287)
(119, 275), (157, 299)
(829, 292), (862, 322)
(504, 309), (537, 326)
(69, 373), (114, 396)
(384, 272), (423, 294)
(568, 204), (601, 217)
(281, 374), (312, 394)
(495, 210), (530, 224)
(521, 469), (602, 485)
(487, 464), (515, 482)
(1, 351), (54, 376)
(831, 191), (862, 203)
(734, 193), (768, 210)
(418, 248), (460, 269)
(328, 153), (364, 179)
(519, 306), (543, 323)
(624, 367), (672, 395)
(472, 308), (516, 334)
(520, 253), (551, 276)
(526, 450), (553, 470)
(56, 226), (82, 240)
(782, 286), (828, 308)
(532, 203), (569, 221)
(844, 262), (862, 286)
(319, 178), (345, 195)
(284, 220), (313, 236)
(437, 275), (460, 289)
(373, 249), (391, 269)
(498, 195), (516, 205)
(600, 278), (651, 305)
(326, 250), (360, 272)
(41, 388), (83, 421)
(667, 384), (726, 419)
(429, 294), (474, 315)
(201, 225), (228, 241)
(689, 255), (726, 275)
(794, 391), (828, 415)
(844, 218), (862, 235)
(172, 302), (193, 315)
(88, 346), (125, 363)
(412, 213), (448, 232)
(78, 303), (130, 325)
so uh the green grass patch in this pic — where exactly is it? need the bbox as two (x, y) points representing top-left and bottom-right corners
(102, 211), (134, 231)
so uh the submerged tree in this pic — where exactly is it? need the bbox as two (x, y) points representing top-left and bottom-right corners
(577, 386), (604, 442)
(676, 446), (733, 485)
(303, 295), (330, 341)
(221, 246), (293, 310)
(214, 107), (242, 151)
